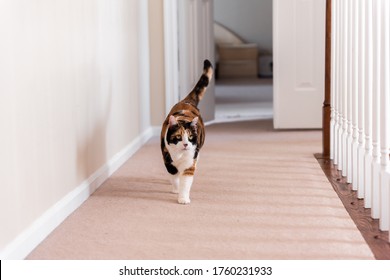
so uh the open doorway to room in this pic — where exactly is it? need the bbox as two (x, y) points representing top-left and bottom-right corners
(170, 0), (324, 128)
(213, 0), (273, 122)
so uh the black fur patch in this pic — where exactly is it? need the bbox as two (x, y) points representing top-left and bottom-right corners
(165, 162), (178, 175)
(188, 131), (197, 145)
(161, 138), (178, 175)
(203, 59), (212, 69)
(194, 149), (199, 159)
(194, 75), (209, 95)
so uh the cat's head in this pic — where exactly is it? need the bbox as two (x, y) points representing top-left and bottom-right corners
(166, 115), (198, 152)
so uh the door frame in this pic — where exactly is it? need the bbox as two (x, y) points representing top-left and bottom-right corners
(163, 0), (180, 115)
(163, 0), (332, 152)
(323, 0), (331, 158)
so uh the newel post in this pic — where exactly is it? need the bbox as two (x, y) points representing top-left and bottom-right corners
(323, 0), (332, 158)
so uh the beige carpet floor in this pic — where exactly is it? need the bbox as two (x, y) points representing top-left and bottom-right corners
(27, 120), (374, 259)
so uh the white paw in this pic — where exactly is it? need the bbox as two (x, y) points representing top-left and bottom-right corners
(178, 197), (191, 204)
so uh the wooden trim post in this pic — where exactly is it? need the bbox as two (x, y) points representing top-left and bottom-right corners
(323, 0), (332, 158)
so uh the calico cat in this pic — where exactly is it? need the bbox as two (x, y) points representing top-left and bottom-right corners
(161, 59), (213, 204)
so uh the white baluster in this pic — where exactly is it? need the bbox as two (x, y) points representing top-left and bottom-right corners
(364, 0), (373, 209)
(351, 0), (359, 190)
(330, 0), (337, 162)
(371, 0), (381, 219)
(357, 0), (366, 199)
(335, 0), (342, 168)
(337, 0), (344, 171)
(346, 0), (353, 183)
(379, 0), (390, 231)
(341, 0), (348, 177)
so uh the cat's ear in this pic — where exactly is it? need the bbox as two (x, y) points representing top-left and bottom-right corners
(169, 115), (178, 127)
(191, 117), (199, 127)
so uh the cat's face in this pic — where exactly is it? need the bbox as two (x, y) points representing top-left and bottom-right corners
(166, 115), (198, 152)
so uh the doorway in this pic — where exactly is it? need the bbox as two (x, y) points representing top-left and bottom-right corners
(165, 0), (325, 128)
(213, 0), (273, 123)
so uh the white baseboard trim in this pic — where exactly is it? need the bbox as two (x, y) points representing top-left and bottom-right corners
(0, 127), (155, 260)
(151, 125), (161, 137)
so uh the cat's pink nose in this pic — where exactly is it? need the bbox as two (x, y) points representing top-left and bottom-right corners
(184, 143), (188, 147)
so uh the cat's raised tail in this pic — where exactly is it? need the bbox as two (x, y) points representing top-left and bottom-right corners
(183, 59), (213, 106)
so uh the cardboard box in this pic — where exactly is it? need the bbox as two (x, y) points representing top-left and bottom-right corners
(217, 43), (258, 78)
(218, 60), (258, 78)
(218, 43), (258, 61)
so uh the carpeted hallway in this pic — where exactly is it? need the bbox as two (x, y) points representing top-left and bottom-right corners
(27, 120), (374, 259)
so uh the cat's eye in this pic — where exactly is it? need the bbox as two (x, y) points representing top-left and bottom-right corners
(175, 135), (181, 140)
(188, 135), (193, 140)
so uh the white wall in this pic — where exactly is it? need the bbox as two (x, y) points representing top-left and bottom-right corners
(0, 0), (152, 258)
(214, 0), (273, 54)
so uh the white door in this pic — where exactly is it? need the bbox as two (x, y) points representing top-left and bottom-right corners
(178, 0), (215, 122)
(273, 0), (326, 129)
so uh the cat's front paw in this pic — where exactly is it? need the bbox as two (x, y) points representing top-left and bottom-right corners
(178, 197), (191, 204)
